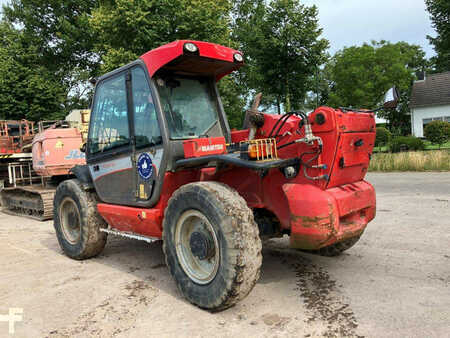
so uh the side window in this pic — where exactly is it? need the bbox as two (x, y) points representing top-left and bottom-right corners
(131, 67), (162, 148)
(89, 74), (129, 154)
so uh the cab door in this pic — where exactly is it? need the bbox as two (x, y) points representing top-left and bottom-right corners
(87, 70), (135, 205)
(129, 66), (164, 202)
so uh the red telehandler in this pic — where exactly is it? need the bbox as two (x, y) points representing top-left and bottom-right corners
(52, 40), (398, 311)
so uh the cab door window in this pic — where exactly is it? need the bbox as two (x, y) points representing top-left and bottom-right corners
(131, 67), (162, 148)
(89, 74), (130, 154)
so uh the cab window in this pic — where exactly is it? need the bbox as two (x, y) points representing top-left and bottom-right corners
(88, 74), (130, 154)
(131, 67), (162, 148)
(156, 76), (219, 139)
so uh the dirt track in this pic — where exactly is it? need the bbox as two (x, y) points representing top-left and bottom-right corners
(0, 172), (449, 337)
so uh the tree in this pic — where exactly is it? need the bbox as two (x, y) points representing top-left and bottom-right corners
(3, 0), (100, 111)
(90, 0), (232, 72)
(218, 76), (247, 129)
(325, 41), (427, 134)
(375, 127), (392, 147)
(426, 0), (450, 72)
(0, 23), (66, 120)
(233, 0), (329, 113)
(89, 0), (246, 126)
(424, 120), (450, 148)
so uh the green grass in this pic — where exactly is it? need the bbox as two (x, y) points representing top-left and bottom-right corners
(373, 145), (388, 153)
(374, 140), (450, 153)
(369, 150), (450, 171)
(422, 140), (450, 150)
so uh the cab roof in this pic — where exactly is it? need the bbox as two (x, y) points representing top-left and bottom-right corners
(139, 40), (244, 81)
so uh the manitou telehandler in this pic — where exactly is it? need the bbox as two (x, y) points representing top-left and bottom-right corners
(53, 40), (398, 311)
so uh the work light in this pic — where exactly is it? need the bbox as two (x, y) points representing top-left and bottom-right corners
(184, 42), (198, 53)
(234, 53), (243, 62)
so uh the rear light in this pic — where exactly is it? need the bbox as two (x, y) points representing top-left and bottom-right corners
(245, 139), (277, 161)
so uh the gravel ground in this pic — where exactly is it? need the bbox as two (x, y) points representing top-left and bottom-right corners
(0, 172), (449, 337)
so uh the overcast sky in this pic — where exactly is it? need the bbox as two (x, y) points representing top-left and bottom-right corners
(302, 0), (436, 57)
(0, 0), (437, 57)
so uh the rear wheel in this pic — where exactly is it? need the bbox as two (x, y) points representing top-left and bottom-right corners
(53, 179), (107, 260)
(163, 182), (262, 311)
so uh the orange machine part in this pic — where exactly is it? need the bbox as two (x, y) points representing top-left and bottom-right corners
(32, 128), (86, 176)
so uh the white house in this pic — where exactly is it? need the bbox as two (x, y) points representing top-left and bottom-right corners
(410, 71), (450, 138)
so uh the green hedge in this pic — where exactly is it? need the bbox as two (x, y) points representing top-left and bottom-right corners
(375, 127), (392, 147)
(389, 136), (425, 153)
(424, 121), (450, 147)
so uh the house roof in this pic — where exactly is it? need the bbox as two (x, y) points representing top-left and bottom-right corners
(410, 71), (450, 108)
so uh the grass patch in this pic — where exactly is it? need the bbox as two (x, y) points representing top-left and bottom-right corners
(422, 140), (450, 150)
(374, 141), (450, 153)
(369, 150), (450, 171)
(373, 146), (388, 153)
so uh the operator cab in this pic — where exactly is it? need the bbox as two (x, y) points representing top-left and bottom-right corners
(85, 40), (243, 208)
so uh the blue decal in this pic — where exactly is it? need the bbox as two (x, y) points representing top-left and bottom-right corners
(137, 153), (153, 180)
(65, 150), (86, 160)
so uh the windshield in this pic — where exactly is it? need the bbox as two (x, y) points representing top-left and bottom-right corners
(156, 76), (219, 139)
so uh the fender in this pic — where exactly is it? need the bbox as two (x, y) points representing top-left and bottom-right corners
(282, 181), (375, 250)
(70, 165), (94, 191)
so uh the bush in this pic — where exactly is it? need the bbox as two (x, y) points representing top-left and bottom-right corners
(424, 121), (450, 148)
(389, 136), (425, 153)
(375, 127), (392, 147)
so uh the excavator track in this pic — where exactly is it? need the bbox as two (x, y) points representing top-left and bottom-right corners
(1, 185), (55, 221)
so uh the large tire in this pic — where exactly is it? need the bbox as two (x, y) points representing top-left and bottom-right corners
(306, 236), (361, 257)
(53, 179), (107, 260)
(163, 182), (262, 311)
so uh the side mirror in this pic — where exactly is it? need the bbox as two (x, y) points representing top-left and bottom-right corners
(80, 142), (86, 153)
(383, 86), (399, 109)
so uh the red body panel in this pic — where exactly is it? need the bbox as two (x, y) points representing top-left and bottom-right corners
(97, 203), (163, 238)
(183, 137), (226, 158)
(98, 171), (200, 238)
(32, 128), (85, 176)
(140, 40), (242, 80)
(284, 181), (375, 249)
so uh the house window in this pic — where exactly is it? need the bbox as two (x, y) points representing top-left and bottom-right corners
(422, 116), (449, 132)
(423, 118), (432, 125)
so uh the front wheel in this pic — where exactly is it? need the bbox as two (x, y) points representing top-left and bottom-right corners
(53, 179), (107, 260)
(163, 182), (262, 311)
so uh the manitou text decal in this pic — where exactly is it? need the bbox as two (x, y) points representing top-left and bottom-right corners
(200, 144), (224, 152)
